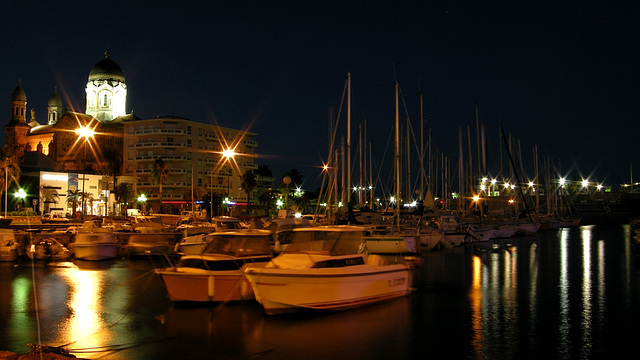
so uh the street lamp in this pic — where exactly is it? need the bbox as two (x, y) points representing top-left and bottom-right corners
(137, 194), (147, 214)
(14, 188), (26, 211)
(76, 125), (95, 221)
(227, 168), (232, 215)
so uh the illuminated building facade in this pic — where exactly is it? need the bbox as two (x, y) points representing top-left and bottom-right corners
(4, 52), (267, 216)
(122, 117), (259, 214)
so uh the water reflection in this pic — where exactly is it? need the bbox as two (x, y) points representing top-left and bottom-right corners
(467, 225), (636, 359)
(1, 225), (638, 359)
(58, 267), (107, 353)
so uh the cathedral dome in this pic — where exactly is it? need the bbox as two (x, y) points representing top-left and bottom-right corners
(11, 79), (26, 102)
(48, 86), (62, 108)
(88, 51), (125, 82)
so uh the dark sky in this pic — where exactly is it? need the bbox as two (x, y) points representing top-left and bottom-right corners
(2, 1), (639, 191)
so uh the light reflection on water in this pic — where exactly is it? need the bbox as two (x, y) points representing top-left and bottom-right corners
(0, 225), (639, 359)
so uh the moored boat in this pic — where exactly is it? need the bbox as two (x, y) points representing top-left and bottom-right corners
(364, 225), (417, 254)
(244, 225), (413, 315)
(0, 229), (20, 261)
(173, 226), (216, 255)
(28, 238), (72, 261)
(156, 229), (274, 302)
(68, 221), (119, 261)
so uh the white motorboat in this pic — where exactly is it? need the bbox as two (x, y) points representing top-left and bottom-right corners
(210, 216), (243, 232)
(172, 217), (245, 255)
(28, 238), (72, 261)
(467, 224), (496, 242)
(244, 226), (413, 315)
(364, 225), (417, 254)
(0, 229), (20, 261)
(125, 221), (174, 256)
(418, 228), (445, 251)
(156, 229), (274, 302)
(515, 221), (541, 236)
(436, 214), (468, 247)
(68, 221), (119, 261)
(264, 217), (311, 253)
(173, 226), (216, 255)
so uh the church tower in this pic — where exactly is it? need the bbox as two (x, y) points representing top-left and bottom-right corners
(4, 79), (31, 158)
(85, 51), (127, 122)
(47, 86), (63, 125)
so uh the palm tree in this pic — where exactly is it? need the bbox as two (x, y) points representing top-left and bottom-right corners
(82, 192), (94, 216)
(114, 183), (134, 216)
(282, 168), (304, 188)
(67, 189), (80, 218)
(259, 189), (277, 217)
(255, 164), (272, 177)
(151, 157), (169, 213)
(241, 170), (257, 214)
(0, 146), (21, 215)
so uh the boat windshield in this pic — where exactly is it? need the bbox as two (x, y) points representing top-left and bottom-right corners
(203, 235), (272, 257)
(285, 229), (364, 255)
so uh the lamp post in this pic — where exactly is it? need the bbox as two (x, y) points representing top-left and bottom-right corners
(283, 175), (292, 216)
(227, 168), (232, 216)
(76, 125), (94, 221)
(14, 188), (26, 211)
(221, 148), (236, 216)
(137, 194), (147, 215)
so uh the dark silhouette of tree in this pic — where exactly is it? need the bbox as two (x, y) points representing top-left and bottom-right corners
(255, 164), (272, 177)
(151, 157), (169, 213)
(114, 183), (134, 216)
(66, 189), (80, 218)
(0, 147), (21, 214)
(241, 170), (257, 214)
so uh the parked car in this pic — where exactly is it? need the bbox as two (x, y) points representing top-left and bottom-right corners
(41, 213), (69, 223)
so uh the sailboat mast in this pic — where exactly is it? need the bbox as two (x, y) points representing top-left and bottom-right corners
(346, 72), (351, 208)
(395, 81), (400, 222)
(420, 91), (424, 199)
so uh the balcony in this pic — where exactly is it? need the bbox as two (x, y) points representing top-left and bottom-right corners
(135, 128), (187, 135)
(135, 142), (188, 149)
(135, 155), (190, 161)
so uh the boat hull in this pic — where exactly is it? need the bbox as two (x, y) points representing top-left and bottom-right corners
(365, 236), (417, 254)
(245, 264), (412, 315)
(442, 233), (466, 247)
(0, 249), (18, 262)
(72, 243), (119, 261)
(419, 232), (444, 251)
(156, 270), (256, 302)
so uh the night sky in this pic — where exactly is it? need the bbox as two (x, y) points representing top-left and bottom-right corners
(2, 1), (639, 191)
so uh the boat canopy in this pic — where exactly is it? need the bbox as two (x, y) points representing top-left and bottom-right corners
(285, 226), (365, 255)
(202, 232), (273, 257)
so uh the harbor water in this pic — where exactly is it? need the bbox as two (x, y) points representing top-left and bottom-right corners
(1, 224), (639, 359)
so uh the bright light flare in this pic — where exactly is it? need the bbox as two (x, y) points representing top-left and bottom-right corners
(75, 125), (95, 140)
(222, 148), (236, 159)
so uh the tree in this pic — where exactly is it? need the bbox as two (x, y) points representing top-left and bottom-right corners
(114, 183), (134, 216)
(0, 146), (21, 214)
(66, 189), (80, 218)
(282, 168), (304, 187)
(255, 164), (272, 177)
(81, 192), (94, 215)
(259, 189), (277, 217)
(241, 170), (257, 214)
(151, 157), (169, 213)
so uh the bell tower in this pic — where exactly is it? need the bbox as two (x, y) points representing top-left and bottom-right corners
(4, 79), (31, 158)
(85, 51), (127, 121)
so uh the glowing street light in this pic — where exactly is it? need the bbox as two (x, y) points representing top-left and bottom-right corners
(137, 194), (147, 214)
(14, 188), (26, 210)
(76, 125), (95, 221)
